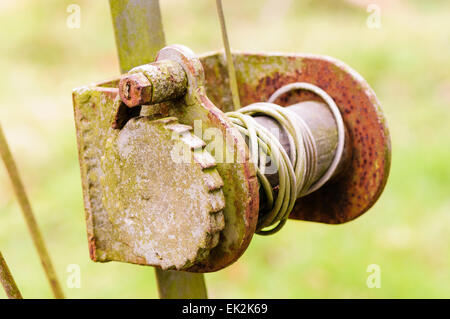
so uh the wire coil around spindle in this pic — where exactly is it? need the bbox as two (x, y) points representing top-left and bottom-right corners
(226, 82), (345, 235)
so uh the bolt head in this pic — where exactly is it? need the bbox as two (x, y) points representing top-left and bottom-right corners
(119, 73), (152, 107)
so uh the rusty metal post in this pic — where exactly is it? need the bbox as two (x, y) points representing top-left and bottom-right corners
(155, 268), (207, 299)
(109, 0), (208, 299)
(0, 252), (22, 299)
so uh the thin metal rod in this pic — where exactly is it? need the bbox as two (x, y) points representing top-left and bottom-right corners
(216, 0), (241, 110)
(109, 0), (208, 299)
(0, 123), (64, 299)
(0, 251), (23, 299)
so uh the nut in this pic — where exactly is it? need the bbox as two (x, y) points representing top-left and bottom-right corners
(119, 72), (153, 107)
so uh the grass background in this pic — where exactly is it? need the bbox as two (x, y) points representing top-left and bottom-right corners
(0, 0), (449, 298)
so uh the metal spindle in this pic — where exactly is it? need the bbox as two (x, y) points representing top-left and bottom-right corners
(0, 123), (64, 299)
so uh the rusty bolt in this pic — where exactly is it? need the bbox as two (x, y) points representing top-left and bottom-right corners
(119, 60), (188, 108)
(119, 73), (152, 108)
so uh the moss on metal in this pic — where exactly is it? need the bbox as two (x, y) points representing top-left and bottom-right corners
(73, 48), (390, 272)
(101, 116), (225, 269)
(74, 86), (226, 269)
(72, 46), (261, 273)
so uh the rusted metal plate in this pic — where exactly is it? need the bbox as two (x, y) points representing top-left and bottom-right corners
(101, 116), (226, 270)
(201, 52), (391, 224)
(73, 86), (121, 262)
(73, 46), (259, 273)
(155, 46), (259, 272)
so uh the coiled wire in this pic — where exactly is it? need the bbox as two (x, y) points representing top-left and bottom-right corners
(226, 82), (345, 235)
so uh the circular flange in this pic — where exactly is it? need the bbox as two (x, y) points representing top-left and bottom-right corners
(202, 52), (391, 224)
(269, 57), (390, 223)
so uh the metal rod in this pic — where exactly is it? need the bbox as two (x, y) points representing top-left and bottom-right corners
(110, 0), (166, 73)
(216, 0), (241, 110)
(119, 60), (188, 108)
(0, 123), (64, 299)
(109, 0), (208, 299)
(0, 252), (23, 299)
(155, 268), (207, 299)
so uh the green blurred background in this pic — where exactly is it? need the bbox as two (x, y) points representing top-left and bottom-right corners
(1, 0), (449, 298)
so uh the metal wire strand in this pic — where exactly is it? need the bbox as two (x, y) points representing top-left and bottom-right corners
(226, 83), (345, 235)
(216, 0), (241, 110)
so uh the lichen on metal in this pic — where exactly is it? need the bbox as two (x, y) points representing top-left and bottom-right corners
(130, 60), (187, 105)
(154, 45), (259, 272)
(73, 45), (390, 273)
(73, 46), (259, 272)
(101, 117), (225, 269)
(109, 0), (166, 73)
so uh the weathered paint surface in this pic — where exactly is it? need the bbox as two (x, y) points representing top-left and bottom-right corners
(74, 89), (226, 270)
(109, 0), (166, 73)
(73, 48), (390, 273)
(155, 46), (259, 272)
(126, 59), (187, 106)
(109, 0), (206, 296)
(73, 46), (259, 272)
(101, 117), (225, 269)
(201, 52), (391, 224)
(73, 86), (124, 263)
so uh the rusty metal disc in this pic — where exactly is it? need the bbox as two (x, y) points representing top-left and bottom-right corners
(201, 52), (391, 224)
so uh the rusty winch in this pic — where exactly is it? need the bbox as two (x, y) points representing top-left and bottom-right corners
(0, 0), (392, 300)
(73, 43), (391, 273)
